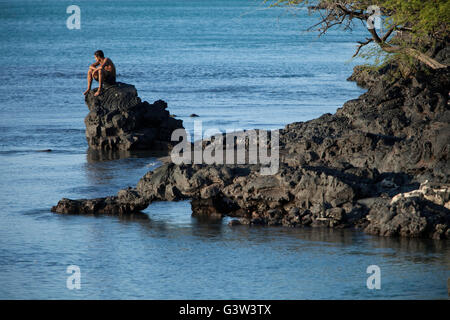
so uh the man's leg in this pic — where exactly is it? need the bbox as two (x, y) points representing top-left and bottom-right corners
(83, 68), (94, 95)
(94, 69), (104, 96)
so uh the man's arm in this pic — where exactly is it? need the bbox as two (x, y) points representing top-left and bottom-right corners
(89, 61), (100, 70)
(99, 58), (111, 70)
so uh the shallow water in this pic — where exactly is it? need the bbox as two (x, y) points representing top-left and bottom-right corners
(0, 0), (449, 299)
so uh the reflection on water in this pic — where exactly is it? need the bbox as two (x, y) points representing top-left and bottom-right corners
(78, 149), (164, 197)
(109, 212), (151, 222)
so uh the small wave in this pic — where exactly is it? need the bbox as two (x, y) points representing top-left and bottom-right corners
(27, 128), (85, 134)
(151, 85), (262, 94)
(278, 73), (315, 78)
(13, 70), (86, 80)
(146, 161), (160, 168)
(63, 185), (107, 195)
(21, 208), (53, 217)
(0, 149), (79, 155)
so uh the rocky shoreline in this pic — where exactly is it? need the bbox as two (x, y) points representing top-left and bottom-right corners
(52, 65), (450, 240)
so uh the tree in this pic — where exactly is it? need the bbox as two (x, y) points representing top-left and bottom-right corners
(264, 0), (449, 69)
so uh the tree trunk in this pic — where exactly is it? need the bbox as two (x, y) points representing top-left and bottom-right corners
(381, 44), (447, 70)
(367, 27), (447, 69)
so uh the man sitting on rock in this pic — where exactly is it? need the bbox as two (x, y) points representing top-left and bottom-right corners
(84, 50), (116, 96)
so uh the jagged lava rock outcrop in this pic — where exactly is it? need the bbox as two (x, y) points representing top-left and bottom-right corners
(53, 66), (450, 239)
(84, 82), (183, 151)
(364, 181), (450, 239)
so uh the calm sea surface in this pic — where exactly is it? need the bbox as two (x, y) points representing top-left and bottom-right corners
(0, 0), (448, 299)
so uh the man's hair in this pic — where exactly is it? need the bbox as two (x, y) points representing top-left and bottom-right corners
(94, 50), (104, 58)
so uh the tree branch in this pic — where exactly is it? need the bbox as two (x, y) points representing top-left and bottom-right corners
(269, 0), (449, 70)
(382, 25), (397, 42)
(381, 45), (447, 69)
(353, 38), (373, 57)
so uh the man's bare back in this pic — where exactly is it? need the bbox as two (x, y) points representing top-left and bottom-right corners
(84, 50), (116, 96)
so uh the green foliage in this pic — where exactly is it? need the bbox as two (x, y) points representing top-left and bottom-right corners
(357, 43), (390, 66)
(263, 0), (449, 68)
(381, 0), (450, 39)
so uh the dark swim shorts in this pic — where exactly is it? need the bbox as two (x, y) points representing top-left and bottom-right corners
(94, 69), (116, 85)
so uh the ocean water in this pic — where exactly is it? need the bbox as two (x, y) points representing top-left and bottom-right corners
(0, 0), (449, 299)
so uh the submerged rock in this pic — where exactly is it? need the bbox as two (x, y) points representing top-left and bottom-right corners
(84, 82), (184, 151)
